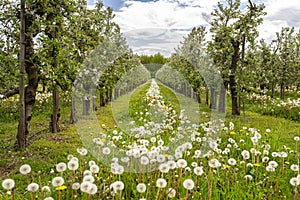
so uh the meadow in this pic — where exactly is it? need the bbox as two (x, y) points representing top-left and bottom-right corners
(0, 79), (300, 200)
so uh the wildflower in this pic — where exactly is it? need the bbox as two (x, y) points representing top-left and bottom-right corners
(102, 147), (111, 155)
(290, 177), (300, 186)
(159, 163), (170, 173)
(228, 158), (237, 166)
(80, 181), (92, 193)
(241, 150), (250, 160)
(41, 186), (51, 193)
(262, 156), (269, 163)
(87, 183), (97, 195)
(157, 154), (166, 163)
(72, 182), (80, 190)
(77, 147), (88, 156)
(156, 178), (167, 188)
(167, 187), (176, 198)
(290, 164), (299, 172)
(20, 164), (31, 175)
(168, 160), (177, 169)
(223, 165), (231, 169)
(177, 159), (187, 168)
(271, 152), (278, 157)
(208, 158), (221, 168)
(266, 165), (275, 172)
(56, 185), (67, 191)
(294, 136), (300, 141)
(52, 177), (64, 187)
(244, 175), (253, 181)
(253, 163), (260, 167)
(83, 170), (92, 176)
(110, 181), (124, 193)
(230, 131), (236, 135)
(268, 161), (278, 168)
(136, 183), (147, 193)
(44, 197), (54, 200)
(89, 160), (96, 166)
(193, 166), (204, 176)
(266, 129), (271, 133)
(140, 156), (149, 165)
(56, 162), (67, 172)
(90, 165), (100, 173)
(27, 183), (39, 192)
(2, 179), (15, 190)
(83, 175), (95, 183)
(183, 179), (194, 190)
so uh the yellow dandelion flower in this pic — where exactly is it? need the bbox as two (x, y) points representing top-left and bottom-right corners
(56, 185), (67, 191)
(253, 163), (260, 167)
(230, 131), (236, 135)
(164, 154), (169, 157)
(223, 165), (231, 169)
(101, 138), (106, 142)
(285, 161), (290, 165)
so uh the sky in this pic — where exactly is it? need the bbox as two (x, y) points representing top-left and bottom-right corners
(88, 0), (300, 57)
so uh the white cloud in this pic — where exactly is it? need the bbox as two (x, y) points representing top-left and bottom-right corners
(112, 0), (300, 56)
(114, 0), (213, 56)
(259, 0), (300, 41)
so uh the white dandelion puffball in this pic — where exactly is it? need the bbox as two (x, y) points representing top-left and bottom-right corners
(110, 181), (125, 193)
(72, 182), (80, 190)
(90, 164), (100, 173)
(290, 177), (300, 186)
(168, 188), (176, 198)
(83, 175), (95, 183)
(2, 179), (15, 190)
(77, 147), (88, 156)
(20, 164), (31, 175)
(68, 160), (79, 171)
(41, 186), (51, 193)
(183, 179), (195, 190)
(159, 163), (170, 173)
(241, 150), (250, 160)
(88, 183), (98, 195)
(228, 158), (237, 166)
(156, 178), (167, 188)
(80, 181), (92, 193)
(102, 147), (111, 155)
(52, 177), (64, 187)
(177, 159), (187, 168)
(136, 183), (147, 193)
(27, 183), (39, 192)
(290, 164), (299, 172)
(294, 136), (300, 141)
(56, 162), (67, 172)
(244, 175), (253, 181)
(194, 166), (204, 176)
(208, 158), (221, 168)
(44, 197), (54, 200)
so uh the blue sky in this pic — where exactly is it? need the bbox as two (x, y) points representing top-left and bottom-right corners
(88, 0), (300, 56)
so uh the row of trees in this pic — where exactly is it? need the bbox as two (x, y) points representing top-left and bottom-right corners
(0, 0), (142, 149)
(163, 0), (300, 116)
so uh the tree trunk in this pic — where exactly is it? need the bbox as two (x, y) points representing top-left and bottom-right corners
(17, 0), (26, 149)
(51, 85), (60, 133)
(100, 90), (105, 107)
(23, 11), (39, 146)
(230, 40), (240, 116)
(70, 94), (77, 124)
(210, 88), (216, 109)
(218, 82), (226, 113)
(280, 81), (285, 100)
(271, 82), (275, 99)
(205, 86), (209, 105)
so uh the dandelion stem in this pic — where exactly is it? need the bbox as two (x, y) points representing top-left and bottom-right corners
(155, 188), (161, 200)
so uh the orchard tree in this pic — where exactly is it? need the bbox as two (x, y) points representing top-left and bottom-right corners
(209, 0), (265, 115)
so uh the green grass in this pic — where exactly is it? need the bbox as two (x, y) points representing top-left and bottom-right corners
(0, 80), (299, 199)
